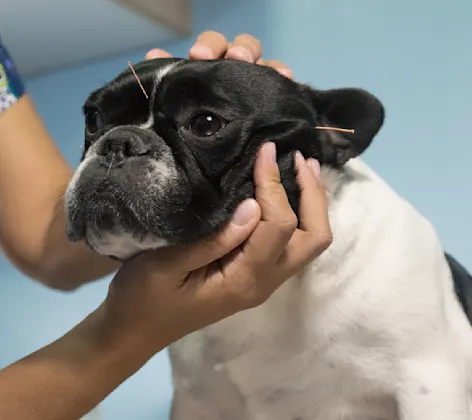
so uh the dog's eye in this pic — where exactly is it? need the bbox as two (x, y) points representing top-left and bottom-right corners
(85, 110), (105, 134)
(189, 114), (224, 137)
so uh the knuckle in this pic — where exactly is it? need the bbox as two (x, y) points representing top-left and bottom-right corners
(252, 38), (263, 52)
(240, 287), (269, 309)
(308, 229), (333, 258)
(257, 193), (288, 216)
(234, 33), (253, 42)
(277, 212), (298, 233)
(227, 273), (269, 310)
(320, 230), (333, 252)
(257, 168), (282, 186)
(201, 30), (227, 44)
(257, 180), (283, 197)
(268, 60), (286, 69)
(210, 231), (230, 251)
(318, 229), (334, 250)
(235, 34), (261, 49)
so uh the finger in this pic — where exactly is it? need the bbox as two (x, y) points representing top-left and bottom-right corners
(199, 146), (299, 312)
(253, 143), (297, 226)
(164, 199), (261, 275)
(189, 31), (228, 59)
(145, 49), (173, 60)
(281, 153), (332, 269)
(229, 142), (297, 271)
(225, 34), (262, 63)
(295, 154), (327, 232)
(259, 59), (294, 79)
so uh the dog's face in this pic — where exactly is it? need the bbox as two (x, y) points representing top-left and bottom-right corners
(65, 58), (384, 260)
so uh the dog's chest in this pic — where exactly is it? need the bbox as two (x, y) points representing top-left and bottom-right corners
(169, 271), (399, 420)
(167, 160), (445, 420)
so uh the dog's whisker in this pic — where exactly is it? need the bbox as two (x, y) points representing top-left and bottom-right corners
(128, 61), (149, 99)
(315, 126), (355, 134)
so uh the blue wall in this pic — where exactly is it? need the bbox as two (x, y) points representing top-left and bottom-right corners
(1, 1), (471, 419)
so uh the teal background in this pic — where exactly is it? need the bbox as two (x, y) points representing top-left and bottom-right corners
(1, 1), (471, 418)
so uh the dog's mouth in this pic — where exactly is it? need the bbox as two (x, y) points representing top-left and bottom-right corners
(65, 146), (198, 259)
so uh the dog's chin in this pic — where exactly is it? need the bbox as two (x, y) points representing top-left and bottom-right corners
(66, 155), (193, 259)
(67, 191), (241, 261)
(65, 157), (254, 260)
(85, 225), (170, 261)
(67, 184), (190, 261)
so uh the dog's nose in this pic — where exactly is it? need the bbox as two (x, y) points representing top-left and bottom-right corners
(98, 129), (150, 159)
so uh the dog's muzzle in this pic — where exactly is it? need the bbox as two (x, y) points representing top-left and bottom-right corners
(94, 126), (153, 168)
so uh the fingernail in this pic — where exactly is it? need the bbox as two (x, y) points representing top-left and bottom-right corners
(227, 46), (253, 62)
(262, 142), (277, 164)
(278, 68), (294, 79)
(307, 158), (321, 178)
(189, 44), (213, 60)
(232, 199), (258, 226)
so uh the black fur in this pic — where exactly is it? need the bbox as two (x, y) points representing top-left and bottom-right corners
(446, 253), (472, 324)
(67, 58), (385, 247)
(67, 58), (472, 324)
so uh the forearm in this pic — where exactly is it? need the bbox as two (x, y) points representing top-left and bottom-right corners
(0, 96), (119, 289)
(0, 306), (158, 420)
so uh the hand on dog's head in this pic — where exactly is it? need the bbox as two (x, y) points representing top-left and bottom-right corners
(65, 58), (384, 260)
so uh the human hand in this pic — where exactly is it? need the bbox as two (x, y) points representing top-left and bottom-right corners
(145, 30), (294, 79)
(103, 143), (331, 356)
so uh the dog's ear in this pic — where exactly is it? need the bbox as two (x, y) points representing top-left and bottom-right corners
(300, 86), (385, 166)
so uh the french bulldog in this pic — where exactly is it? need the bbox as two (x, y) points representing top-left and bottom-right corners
(65, 58), (472, 420)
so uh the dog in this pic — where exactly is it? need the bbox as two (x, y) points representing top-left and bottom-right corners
(65, 57), (472, 419)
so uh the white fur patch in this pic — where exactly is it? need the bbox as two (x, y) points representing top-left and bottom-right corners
(65, 155), (94, 216)
(86, 230), (168, 260)
(140, 63), (178, 129)
(169, 158), (472, 420)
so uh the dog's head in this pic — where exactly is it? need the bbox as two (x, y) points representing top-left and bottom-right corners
(65, 58), (384, 260)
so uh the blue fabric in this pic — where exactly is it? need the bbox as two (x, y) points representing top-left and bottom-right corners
(0, 36), (25, 113)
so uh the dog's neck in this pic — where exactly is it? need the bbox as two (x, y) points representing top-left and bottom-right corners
(319, 164), (346, 200)
(293, 158), (397, 301)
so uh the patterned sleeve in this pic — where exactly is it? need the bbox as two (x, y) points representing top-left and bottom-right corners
(0, 36), (25, 114)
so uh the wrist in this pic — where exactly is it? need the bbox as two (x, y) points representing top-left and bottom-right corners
(53, 304), (156, 387)
(0, 303), (161, 419)
(97, 302), (168, 364)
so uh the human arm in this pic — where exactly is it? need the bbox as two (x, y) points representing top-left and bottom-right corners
(0, 94), (120, 289)
(0, 304), (144, 420)
(0, 145), (330, 420)
(0, 32), (292, 290)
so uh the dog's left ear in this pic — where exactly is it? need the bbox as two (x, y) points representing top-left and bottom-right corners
(300, 86), (385, 166)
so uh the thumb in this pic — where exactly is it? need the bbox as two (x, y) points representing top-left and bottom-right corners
(166, 199), (261, 275)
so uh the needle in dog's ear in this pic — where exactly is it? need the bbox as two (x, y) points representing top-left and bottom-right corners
(315, 126), (355, 134)
(128, 61), (149, 99)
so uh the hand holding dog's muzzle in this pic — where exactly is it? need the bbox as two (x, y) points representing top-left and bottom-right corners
(103, 143), (331, 355)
